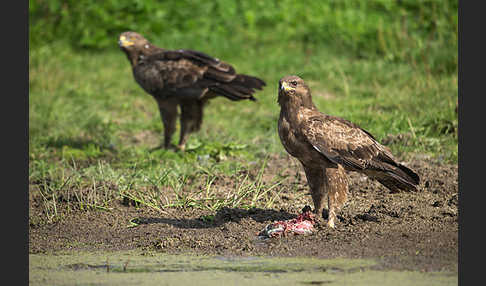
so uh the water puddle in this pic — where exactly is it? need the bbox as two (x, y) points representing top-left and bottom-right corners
(30, 250), (457, 285)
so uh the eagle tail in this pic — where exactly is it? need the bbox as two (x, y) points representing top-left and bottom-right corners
(233, 74), (266, 91)
(374, 163), (420, 192)
(209, 74), (266, 102)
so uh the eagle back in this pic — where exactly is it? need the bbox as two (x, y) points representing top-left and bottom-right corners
(133, 55), (207, 97)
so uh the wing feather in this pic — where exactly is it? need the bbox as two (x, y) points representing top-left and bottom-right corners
(302, 112), (393, 171)
(144, 49), (236, 85)
(301, 110), (419, 190)
(134, 49), (263, 101)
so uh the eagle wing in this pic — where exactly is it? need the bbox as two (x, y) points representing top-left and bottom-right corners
(301, 111), (396, 171)
(135, 49), (263, 101)
(139, 49), (236, 88)
(301, 110), (420, 191)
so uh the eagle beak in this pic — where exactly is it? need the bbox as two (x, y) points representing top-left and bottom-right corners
(119, 36), (134, 47)
(280, 81), (290, 92)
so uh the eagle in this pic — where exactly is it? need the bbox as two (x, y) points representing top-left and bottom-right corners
(277, 75), (420, 228)
(118, 31), (266, 151)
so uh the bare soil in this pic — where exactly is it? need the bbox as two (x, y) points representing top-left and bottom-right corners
(29, 154), (458, 273)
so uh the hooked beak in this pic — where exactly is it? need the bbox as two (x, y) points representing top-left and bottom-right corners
(280, 81), (290, 92)
(118, 35), (134, 48)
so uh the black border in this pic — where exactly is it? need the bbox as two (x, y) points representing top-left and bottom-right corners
(458, 1), (479, 285)
(8, 0), (29, 285)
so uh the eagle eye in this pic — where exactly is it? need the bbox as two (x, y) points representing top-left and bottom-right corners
(290, 80), (298, 86)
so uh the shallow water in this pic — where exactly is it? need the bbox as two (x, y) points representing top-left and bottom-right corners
(29, 250), (457, 286)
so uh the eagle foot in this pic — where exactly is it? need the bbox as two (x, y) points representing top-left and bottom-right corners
(326, 219), (336, 229)
(149, 143), (178, 152)
(176, 143), (186, 152)
(314, 208), (337, 228)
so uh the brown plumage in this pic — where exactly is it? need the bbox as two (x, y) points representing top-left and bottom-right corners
(277, 75), (420, 228)
(118, 31), (266, 150)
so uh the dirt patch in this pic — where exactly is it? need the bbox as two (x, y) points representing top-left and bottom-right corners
(29, 154), (458, 272)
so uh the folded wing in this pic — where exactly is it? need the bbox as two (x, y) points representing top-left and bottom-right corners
(302, 112), (420, 191)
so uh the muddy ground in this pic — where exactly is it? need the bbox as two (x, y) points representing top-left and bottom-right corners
(29, 154), (458, 273)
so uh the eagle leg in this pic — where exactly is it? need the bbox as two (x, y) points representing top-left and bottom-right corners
(178, 101), (203, 151)
(325, 165), (349, 228)
(303, 164), (327, 224)
(303, 164), (348, 228)
(156, 98), (178, 150)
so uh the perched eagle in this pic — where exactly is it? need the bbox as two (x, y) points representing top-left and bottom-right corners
(277, 75), (420, 228)
(118, 31), (266, 150)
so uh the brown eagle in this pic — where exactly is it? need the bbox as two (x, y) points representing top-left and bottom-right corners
(277, 75), (420, 228)
(118, 31), (266, 150)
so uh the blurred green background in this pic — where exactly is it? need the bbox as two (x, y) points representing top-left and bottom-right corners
(30, 0), (457, 74)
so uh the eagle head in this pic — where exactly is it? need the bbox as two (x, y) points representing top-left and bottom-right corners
(119, 31), (157, 66)
(278, 75), (313, 107)
(279, 75), (303, 93)
(118, 31), (151, 50)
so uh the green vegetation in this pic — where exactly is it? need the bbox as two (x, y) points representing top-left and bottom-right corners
(29, 0), (457, 224)
(30, 0), (457, 75)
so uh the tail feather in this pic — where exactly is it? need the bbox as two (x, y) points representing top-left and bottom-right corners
(209, 85), (255, 101)
(233, 74), (266, 90)
(397, 163), (420, 185)
(209, 74), (266, 101)
(372, 163), (420, 192)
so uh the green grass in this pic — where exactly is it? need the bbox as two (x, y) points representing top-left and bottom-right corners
(29, 35), (457, 224)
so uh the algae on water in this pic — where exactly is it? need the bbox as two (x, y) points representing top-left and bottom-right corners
(29, 251), (457, 286)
